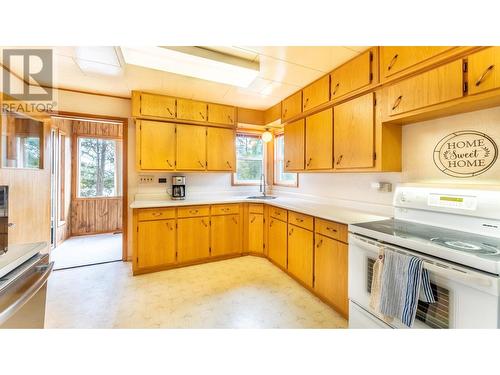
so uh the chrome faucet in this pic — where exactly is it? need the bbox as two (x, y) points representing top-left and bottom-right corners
(259, 173), (267, 197)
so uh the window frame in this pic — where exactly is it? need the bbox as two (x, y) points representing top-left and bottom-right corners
(273, 131), (298, 187)
(232, 131), (266, 186)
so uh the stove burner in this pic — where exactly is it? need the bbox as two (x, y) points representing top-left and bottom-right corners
(430, 237), (500, 255)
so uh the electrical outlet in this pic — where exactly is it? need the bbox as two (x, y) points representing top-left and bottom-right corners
(139, 175), (155, 184)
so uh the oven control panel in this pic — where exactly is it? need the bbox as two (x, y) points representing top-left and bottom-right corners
(428, 193), (477, 210)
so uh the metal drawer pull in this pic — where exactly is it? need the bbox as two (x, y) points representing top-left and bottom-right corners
(250, 216), (256, 223)
(166, 160), (173, 167)
(270, 220), (274, 227)
(228, 115), (233, 123)
(306, 157), (312, 167)
(232, 217), (238, 224)
(285, 160), (290, 168)
(304, 97), (309, 108)
(189, 209), (199, 214)
(222, 208), (230, 212)
(201, 219), (208, 227)
(392, 95), (403, 110)
(199, 112), (205, 120)
(295, 217), (304, 222)
(336, 154), (343, 165)
(283, 108), (288, 117)
(475, 64), (495, 86)
(388, 54), (399, 71)
(289, 228), (294, 236)
(332, 82), (340, 96)
(152, 212), (163, 216)
(167, 108), (174, 116)
(226, 161), (232, 168)
(198, 160), (205, 168)
(316, 239), (323, 248)
(326, 226), (337, 233)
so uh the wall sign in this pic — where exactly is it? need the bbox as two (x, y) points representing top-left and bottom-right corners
(433, 130), (498, 178)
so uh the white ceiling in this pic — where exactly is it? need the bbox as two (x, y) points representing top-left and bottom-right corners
(1, 46), (367, 110)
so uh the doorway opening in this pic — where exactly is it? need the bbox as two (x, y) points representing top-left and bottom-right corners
(49, 114), (128, 270)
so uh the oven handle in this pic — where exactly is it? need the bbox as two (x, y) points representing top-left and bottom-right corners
(0, 261), (54, 326)
(349, 234), (493, 288)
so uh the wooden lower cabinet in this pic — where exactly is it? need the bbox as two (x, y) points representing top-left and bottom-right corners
(287, 224), (313, 287)
(268, 218), (287, 269)
(314, 233), (349, 318)
(136, 219), (176, 269)
(177, 216), (210, 262)
(210, 214), (242, 256)
(248, 213), (264, 254)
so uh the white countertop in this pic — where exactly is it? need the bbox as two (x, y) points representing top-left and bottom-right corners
(130, 195), (389, 225)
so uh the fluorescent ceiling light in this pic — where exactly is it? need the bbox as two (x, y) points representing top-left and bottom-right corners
(75, 47), (122, 76)
(120, 46), (260, 88)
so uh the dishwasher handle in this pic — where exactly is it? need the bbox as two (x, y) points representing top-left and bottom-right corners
(0, 261), (54, 326)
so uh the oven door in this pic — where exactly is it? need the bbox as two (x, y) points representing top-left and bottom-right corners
(348, 233), (500, 329)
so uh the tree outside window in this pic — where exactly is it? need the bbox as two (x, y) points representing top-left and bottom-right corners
(234, 134), (264, 184)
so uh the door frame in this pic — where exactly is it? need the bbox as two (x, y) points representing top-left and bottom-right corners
(50, 111), (129, 261)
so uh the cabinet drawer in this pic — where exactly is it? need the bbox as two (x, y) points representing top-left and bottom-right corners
(315, 218), (348, 243)
(211, 204), (240, 216)
(248, 203), (264, 214)
(384, 60), (463, 117)
(177, 205), (210, 218)
(302, 75), (330, 111)
(269, 206), (287, 221)
(137, 208), (176, 221)
(288, 211), (313, 231)
(281, 91), (302, 121)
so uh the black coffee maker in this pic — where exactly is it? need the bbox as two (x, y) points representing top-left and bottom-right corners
(171, 176), (186, 200)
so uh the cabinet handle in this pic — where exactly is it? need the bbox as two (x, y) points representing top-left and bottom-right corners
(295, 217), (304, 223)
(316, 239), (323, 248)
(189, 209), (199, 214)
(152, 212), (163, 217)
(166, 222), (173, 230)
(326, 226), (337, 233)
(228, 115), (233, 123)
(304, 97), (309, 108)
(391, 95), (403, 111)
(288, 228), (294, 236)
(222, 208), (230, 212)
(167, 108), (174, 116)
(336, 154), (343, 165)
(226, 161), (232, 169)
(475, 64), (495, 86)
(331, 82), (340, 97)
(387, 54), (399, 71)
(232, 217), (238, 224)
(285, 160), (290, 168)
(199, 112), (205, 120)
(250, 216), (256, 223)
(283, 108), (288, 118)
(306, 157), (312, 167)
(166, 160), (173, 167)
(270, 220), (274, 227)
(198, 160), (205, 168)
(201, 219), (208, 227)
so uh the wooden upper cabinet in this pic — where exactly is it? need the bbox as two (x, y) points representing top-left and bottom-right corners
(206, 127), (235, 171)
(176, 124), (207, 170)
(177, 217), (210, 263)
(287, 225), (313, 288)
(177, 98), (208, 122)
(138, 120), (176, 170)
(468, 47), (500, 95)
(330, 50), (373, 100)
(334, 93), (375, 169)
(383, 59), (464, 117)
(284, 119), (305, 171)
(281, 91), (302, 122)
(140, 93), (176, 119)
(305, 108), (333, 170)
(207, 103), (236, 125)
(302, 75), (330, 111)
(137, 219), (176, 269)
(211, 214), (242, 257)
(380, 46), (455, 79)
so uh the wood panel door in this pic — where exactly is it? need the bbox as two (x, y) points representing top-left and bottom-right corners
(177, 99), (207, 122)
(334, 93), (375, 169)
(384, 60), (464, 117)
(176, 124), (207, 170)
(468, 47), (500, 95)
(211, 214), (242, 256)
(380, 46), (455, 79)
(305, 108), (333, 170)
(330, 50), (373, 100)
(207, 103), (236, 125)
(177, 217), (210, 263)
(138, 120), (176, 170)
(248, 213), (264, 254)
(302, 75), (330, 111)
(284, 119), (305, 171)
(140, 93), (176, 119)
(137, 219), (176, 269)
(314, 234), (348, 318)
(282, 91), (302, 121)
(206, 127), (235, 171)
(287, 225), (313, 287)
(268, 218), (287, 269)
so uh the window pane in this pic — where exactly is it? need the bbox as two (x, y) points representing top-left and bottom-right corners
(236, 159), (263, 181)
(78, 138), (117, 197)
(234, 135), (264, 184)
(274, 134), (297, 186)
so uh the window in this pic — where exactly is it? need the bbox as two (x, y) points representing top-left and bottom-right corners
(77, 137), (122, 197)
(233, 134), (264, 185)
(274, 133), (297, 186)
(58, 132), (66, 222)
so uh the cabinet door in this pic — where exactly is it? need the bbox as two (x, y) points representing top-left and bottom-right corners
(330, 50), (373, 100)
(284, 119), (305, 171)
(137, 219), (176, 269)
(140, 93), (176, 119)
(287, 225), (313, 287)
(248, 213), (264, 254)
(268, 218), (287, 269)
(380, 46), (455, 79)
(282, 91), (302, 121)
(468, 47), (500, 95)
(177, 99), (207, 122)
(384, 60), (463, 117)
(314, 234), (348, 317)
(207, 103), (236, 125)
(334, 93), (375, 169)
(305, 108), (333, 170)
(177, 217), (210, 262)
(176, 124), (207, 170)
(302, 75), (330, 111)
(211, 214), (242, 256)
(206, 127), (235, 171)
(138, 120), (176, 170)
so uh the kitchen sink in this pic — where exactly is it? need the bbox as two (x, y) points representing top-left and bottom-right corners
(246, 196), (277, 200)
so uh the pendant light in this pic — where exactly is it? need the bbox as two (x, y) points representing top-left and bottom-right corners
(261, 128), (273, 143)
